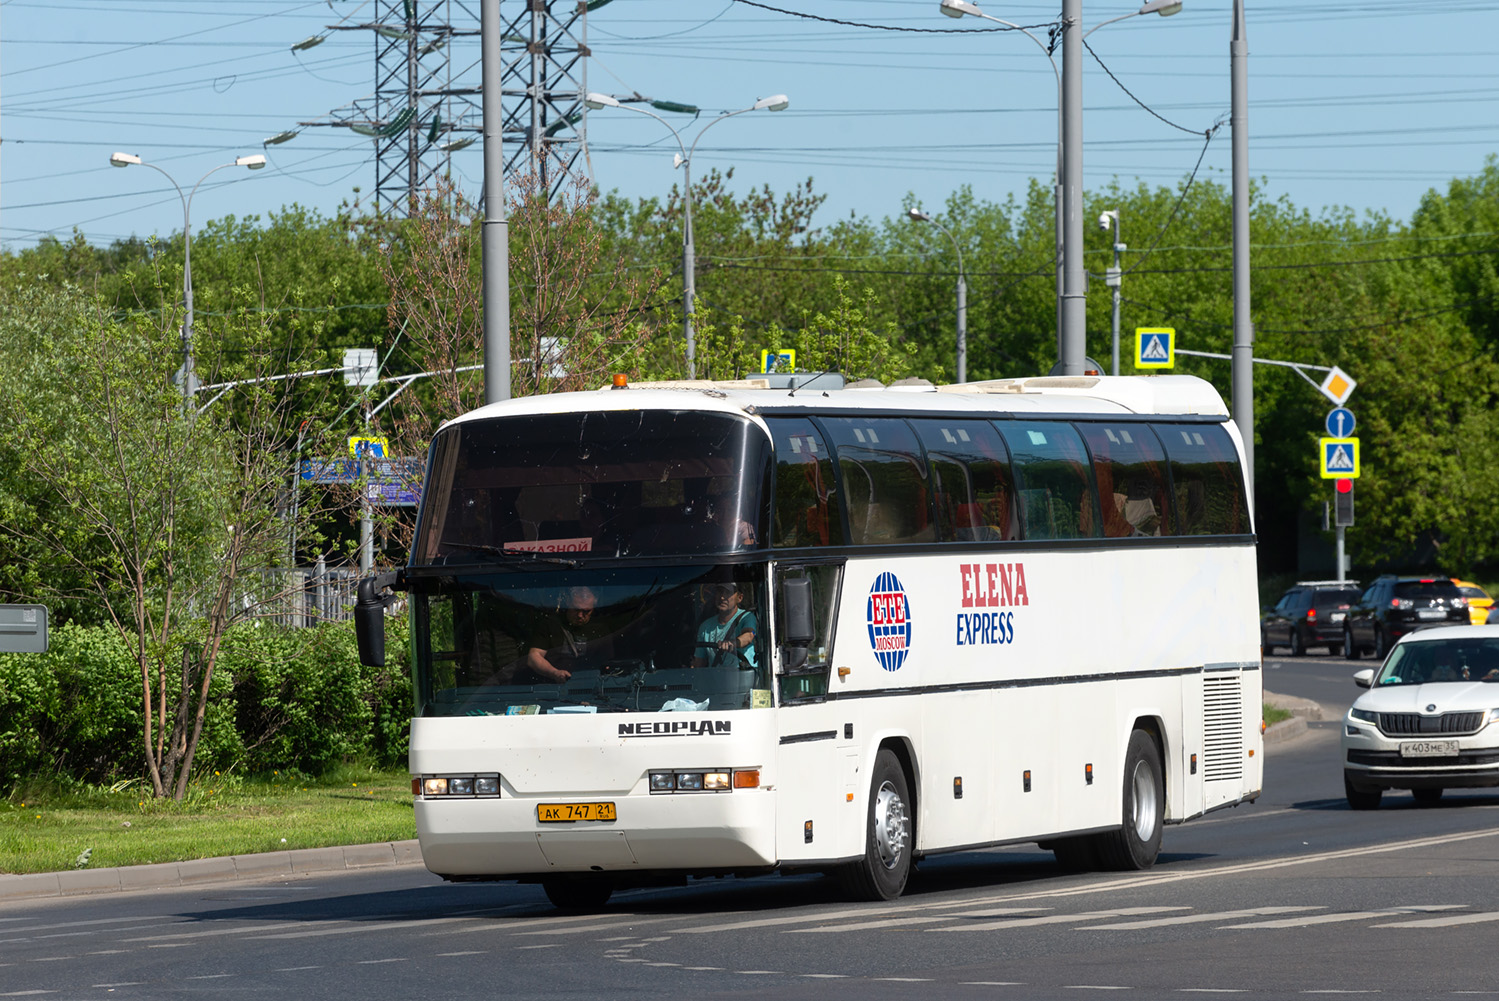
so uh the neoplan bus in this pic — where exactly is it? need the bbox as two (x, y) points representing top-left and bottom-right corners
(354, 373), (1262, 910)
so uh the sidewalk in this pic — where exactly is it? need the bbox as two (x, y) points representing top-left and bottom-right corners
(0, 839), (423, 903)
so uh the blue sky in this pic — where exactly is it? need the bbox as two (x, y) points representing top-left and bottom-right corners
(3, 0), (1498, 251)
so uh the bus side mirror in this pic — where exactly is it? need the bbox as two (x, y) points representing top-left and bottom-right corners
(781, 577), (814, 671)
(355, 571), (401, 667)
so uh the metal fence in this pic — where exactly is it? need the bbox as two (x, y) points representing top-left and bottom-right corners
(250, 559), (361, 628)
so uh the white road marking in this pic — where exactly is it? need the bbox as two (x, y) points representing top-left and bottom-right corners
(1374, 912), (1499, 929)
(1065, 986), (1134, 990)
(517, 944), (562, 950)
(1223, 906), (1466, 929)
(736, 970), (782, 975)
(91, 985), (144, 989)
(1085, 907), (1325, 929)
(272, 967), (321, 972)
(789, 916), (955, 933)
(86, 951), (128, 956)
(25, 958), (69, 963)
(802, 974), (850, 978)
(253, 915), (485, 940)
(436, 951), (486, 957)
(914, 826), (1499, 910)
(962, 982), (1025, 986)
(0, 991), (56, 996)
(513, 916), (684, 936)
(931, 906), (1189, 932)
(1176, 991), (1250, 994)
(357, 958), (408, 964)
(681, 967), (723, 971)
(873, 977), (933, 982)
(185, 974), (232, 980)
(676, 905), (1046, 935)
(121, 920), (349, 943)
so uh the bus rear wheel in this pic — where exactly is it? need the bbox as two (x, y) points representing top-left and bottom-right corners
(542, 876), (614, 912)
(840, 749), (912, 901)
(1094, 729), (1164, 871)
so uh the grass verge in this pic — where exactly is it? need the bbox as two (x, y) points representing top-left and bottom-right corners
(1264, 705), (1295, 727)
(1, 765), (415, 875)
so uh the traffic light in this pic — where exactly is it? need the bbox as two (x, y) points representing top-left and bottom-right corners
(1334, 478), (1354, 527)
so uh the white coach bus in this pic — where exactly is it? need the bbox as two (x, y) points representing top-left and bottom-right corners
(354, 373), (1262, 910)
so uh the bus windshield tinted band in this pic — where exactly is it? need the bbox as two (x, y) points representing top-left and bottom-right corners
(414, 411), (772, 563)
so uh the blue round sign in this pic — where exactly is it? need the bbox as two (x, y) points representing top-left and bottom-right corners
(1325, 406), (1356, 438)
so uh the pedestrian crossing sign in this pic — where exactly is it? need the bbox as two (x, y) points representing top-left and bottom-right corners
(349, 436), (388, 460)
(1319, 437), (1360, 479)
(761, 349), (796, 374)
(1134, 327), (1175, 369)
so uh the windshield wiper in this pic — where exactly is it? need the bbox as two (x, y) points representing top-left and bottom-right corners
(440, 542), (580, 567)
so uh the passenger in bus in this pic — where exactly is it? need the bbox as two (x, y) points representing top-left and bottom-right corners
(690, 582), (759, 672)
(522, 586), (600, 683)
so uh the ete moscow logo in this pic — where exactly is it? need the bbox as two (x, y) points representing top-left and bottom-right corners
(866, 571), (913, 672)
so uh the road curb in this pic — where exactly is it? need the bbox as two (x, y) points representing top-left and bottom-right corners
(1264, 688), (1326, 746)
(0, 840), (423, 903)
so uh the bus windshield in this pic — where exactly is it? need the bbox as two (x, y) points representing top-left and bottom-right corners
(408, 565), (770, 717)
(413, 410), (771, 562)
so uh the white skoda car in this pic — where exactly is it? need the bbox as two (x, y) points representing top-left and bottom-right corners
(1342, 625), (1499, 810)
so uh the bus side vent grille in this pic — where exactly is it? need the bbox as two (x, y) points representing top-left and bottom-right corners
(1202, 674), (1244, 781)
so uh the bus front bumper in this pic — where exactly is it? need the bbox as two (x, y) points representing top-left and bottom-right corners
(414, 788), (778, 878)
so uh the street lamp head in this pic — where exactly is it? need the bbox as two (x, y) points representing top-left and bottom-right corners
(109, 152), (142, 168)
(236, 154), (268, 170)
(1139, 0), (1183, 15)
(939, 0), (982, 18)
(753, 94), (790, 112)
(262, 129), (299, 146)
(584, 92), (620, 110)
(908, 207), (932, 223)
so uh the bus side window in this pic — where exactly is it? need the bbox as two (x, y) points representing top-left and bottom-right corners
(1075, 423), (1172, 538)
(766, 418), (846, 549)
(1154, 423), (1249, 535)
(995, 421), (1101, 540)
(910, 419), (1018, 543)
(819, 417), (935, 546)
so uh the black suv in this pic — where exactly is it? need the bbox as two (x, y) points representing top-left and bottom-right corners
(1344, 575), (1469, 660)
(1261, 581), (1361, 656)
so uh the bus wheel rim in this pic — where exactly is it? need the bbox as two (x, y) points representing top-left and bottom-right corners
(873, 781), (908, 869)
(1130, 760), (1158, 842)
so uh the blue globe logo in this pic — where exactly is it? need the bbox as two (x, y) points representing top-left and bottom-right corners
(866, 571), (912, 672)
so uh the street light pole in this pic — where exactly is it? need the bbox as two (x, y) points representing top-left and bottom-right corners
(109, 152), (266, 405)
(939, 1), (1181, 375)
(481, 0), (512, 406)
(907, 207), (968, 383)
(1099, 209), (1122, 375)
(586, 92), (789, 378)
(1231, 0), (1254, 504)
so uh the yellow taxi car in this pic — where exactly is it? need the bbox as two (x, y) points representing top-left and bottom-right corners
(1453, 579), (1494, 626)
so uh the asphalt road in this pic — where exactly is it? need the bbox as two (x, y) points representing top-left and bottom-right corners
(5, 664), (1499, 1001)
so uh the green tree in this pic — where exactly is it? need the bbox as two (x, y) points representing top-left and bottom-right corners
(0, 272), (333, 799)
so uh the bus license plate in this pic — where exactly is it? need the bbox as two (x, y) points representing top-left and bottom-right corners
(1400, 740), (1458, 758)
(538, 802), (617, 822)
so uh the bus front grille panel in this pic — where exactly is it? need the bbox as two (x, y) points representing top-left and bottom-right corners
(1202, 674), (1244, 781)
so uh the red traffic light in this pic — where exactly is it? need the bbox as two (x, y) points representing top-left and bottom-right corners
(1335, 478), (1353, 494)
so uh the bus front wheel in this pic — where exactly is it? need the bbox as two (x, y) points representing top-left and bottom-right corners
(840, 748), (913, 901)
(542, 876), (613, 912)
(1095, 729), (1164, 871)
